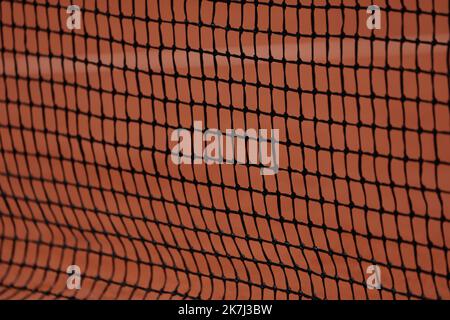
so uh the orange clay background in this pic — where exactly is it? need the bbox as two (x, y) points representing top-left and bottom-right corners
(0, 0), (449, 299)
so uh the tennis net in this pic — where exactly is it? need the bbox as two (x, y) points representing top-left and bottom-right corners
(0, 0), (449, 299)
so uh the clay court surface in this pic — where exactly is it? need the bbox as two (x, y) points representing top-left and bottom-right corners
(0, 0), (449, 299)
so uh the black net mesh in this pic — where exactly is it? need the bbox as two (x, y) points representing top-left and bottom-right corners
(0, 0), (449, 299)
